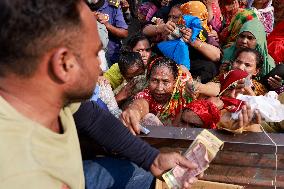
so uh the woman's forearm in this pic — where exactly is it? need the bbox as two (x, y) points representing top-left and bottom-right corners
(190, 39), (221, 62)
(143, 24), (165, 37)
(199, 82), (220, 97)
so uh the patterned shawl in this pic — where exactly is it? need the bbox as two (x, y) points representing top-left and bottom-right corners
(248, 0), (274, 34)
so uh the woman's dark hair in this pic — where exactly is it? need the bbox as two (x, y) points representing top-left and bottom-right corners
(118, 51), (144, 77)
(126, 33), (149, 50)
(0, 0), (81, 77)
(235, 48), (264, 72)
(148, 57), (179, 79)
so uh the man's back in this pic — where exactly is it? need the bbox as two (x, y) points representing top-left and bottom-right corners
(0, 97), (84, 189)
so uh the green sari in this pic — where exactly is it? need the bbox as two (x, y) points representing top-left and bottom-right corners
(222, 18), (275, 78)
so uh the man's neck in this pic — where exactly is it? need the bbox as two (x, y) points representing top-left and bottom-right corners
(0, 76), (63, 133)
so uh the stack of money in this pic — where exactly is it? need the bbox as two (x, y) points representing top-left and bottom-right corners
(162, 130), (224, 189)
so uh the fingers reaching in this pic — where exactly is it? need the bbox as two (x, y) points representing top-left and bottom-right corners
(268, 75), (282, 89)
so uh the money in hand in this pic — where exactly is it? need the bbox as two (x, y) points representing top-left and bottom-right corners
(162, 130), (223, 189)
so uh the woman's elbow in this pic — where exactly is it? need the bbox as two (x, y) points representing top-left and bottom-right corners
(210, 49), (221, 62)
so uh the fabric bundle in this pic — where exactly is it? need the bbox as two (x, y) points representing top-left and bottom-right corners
(219, 69), (249, 95)
(157, 15), (202, 70)
(232, 92), (284, 122)
(180, 1), (211, 32)
(185, 99), (221, 129)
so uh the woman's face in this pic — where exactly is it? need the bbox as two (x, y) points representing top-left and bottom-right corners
(132, 39), (151, 66)
(232, 51), (259, 76)
(149, 66), (176, 104)
(236, 31), (257, 49)
(253, 0), (269, 8)
(221, 0), (239, 11)
(168, 7), (182, 24)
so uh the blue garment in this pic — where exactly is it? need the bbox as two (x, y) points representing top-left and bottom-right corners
(83, 158), (154, 189)
(157, 15), (202, 70)
(90, 85), (109, 111)
(90, 85), (100, 101)
(97, 0), (128, 65)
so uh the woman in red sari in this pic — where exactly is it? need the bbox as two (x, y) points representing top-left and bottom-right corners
(120, 57), (220, 134)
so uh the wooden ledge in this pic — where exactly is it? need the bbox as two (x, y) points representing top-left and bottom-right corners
(140, 126), (284, 154)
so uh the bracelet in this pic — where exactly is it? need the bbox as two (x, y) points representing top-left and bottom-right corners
(155, 25), (159, 34)
(199, 41), (203, 48)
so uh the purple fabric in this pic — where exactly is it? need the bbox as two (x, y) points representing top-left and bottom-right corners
(97, 0), (128, 64)
(207, 35), (220, 48)
(209, 18), (222, 33)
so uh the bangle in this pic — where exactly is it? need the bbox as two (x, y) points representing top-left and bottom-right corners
(155, 25), (159, 34)
(199, 41), (203, 48)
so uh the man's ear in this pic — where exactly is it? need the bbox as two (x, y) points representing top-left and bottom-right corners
(49, 48), (78, 83)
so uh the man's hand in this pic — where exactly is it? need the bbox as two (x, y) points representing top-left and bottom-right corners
(120, 108), (141, 135)
(150, 152), (198, 189)
(268, 75), (282, 89)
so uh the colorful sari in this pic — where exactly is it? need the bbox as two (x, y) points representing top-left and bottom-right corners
(134, 67), (193, 124)
(267, 20), (284, 64)
(222, 9), (257, 48)
(222, 18), (275, 77)
(248, 0), (274, 34)
(220, 0), (241, 29)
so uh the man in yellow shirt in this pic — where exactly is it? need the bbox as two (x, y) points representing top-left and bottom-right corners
(0, 0), (198, 188)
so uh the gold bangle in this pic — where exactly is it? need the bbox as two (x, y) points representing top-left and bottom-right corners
(155, 25), (159, 34)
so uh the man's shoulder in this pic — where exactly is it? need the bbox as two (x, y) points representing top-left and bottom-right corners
(65, 102), (81, 114)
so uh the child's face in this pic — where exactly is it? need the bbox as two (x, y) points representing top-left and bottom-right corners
(132, 39), (151, 66)
(123, 65), (145, 82)
(168, 7), (183, 24)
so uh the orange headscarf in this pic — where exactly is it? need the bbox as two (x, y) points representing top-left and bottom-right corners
(180, 1), (210, 32)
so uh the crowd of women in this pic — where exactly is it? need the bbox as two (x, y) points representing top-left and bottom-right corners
(90, 0), (284, 134)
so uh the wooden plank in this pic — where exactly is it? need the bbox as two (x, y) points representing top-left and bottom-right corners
(140, 126), (284, 154)
(213, 151), (284, 169)
(140, 126), (284, 188)
(204, 164), (284, 187)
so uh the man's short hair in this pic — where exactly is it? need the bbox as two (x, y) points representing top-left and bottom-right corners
(0, 0), (82, 77)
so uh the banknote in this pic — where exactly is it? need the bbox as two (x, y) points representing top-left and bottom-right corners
(162, 130), (223, 189)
